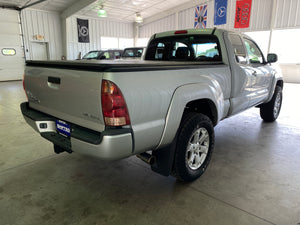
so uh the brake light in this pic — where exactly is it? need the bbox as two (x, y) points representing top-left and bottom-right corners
(101, 80), (130, 126)
(174, 30), (188, 34)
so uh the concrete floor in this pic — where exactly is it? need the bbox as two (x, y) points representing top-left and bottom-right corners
(0, 81), (300, 225)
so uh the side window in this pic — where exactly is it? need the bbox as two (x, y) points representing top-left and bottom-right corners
(244, 39), (264, 64)
(114, 51), (121, 59)
(228, 34), (247, 64)
(137, 49), (143, 57)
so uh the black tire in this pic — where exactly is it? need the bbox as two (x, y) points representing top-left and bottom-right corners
(173, 113), (214, 182)
(260, 86), (282, 122)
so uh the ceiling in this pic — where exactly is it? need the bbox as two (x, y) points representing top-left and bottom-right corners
(0, 0), (196, 22)
(0, 0), (78, 11)
(78, 0), (194, 22)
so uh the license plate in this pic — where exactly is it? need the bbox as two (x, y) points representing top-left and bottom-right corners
(56, 120), (71, 137)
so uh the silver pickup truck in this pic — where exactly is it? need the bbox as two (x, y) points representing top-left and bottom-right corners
(21, 28), (283, 182)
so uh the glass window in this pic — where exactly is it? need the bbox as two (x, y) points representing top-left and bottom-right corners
(82, 51), (100, 59)
(113, 51), (121, 59)
(103, 51), (110, 59)
(155, 43), (165, 60)
(2, 48), (16, 56)
(244, 31), (270, 57)
(119, 38), (134, 49)
(137, 38), (149, 47)
(101, 37), (118, 49)
(193, 43), (219, 58)
(244, 39), (264, 64)
(145, 35), (221, 62)
(122, 48), (144, 58)
(228, 34), (247, 64)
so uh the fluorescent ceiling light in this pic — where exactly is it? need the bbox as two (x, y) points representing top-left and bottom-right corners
(135, 12), (143, 23)
(98, 5), (107, 17)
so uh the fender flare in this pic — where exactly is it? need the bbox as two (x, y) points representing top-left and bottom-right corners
(156, 80), (224, 149)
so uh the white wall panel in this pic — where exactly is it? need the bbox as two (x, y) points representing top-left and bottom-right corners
(275, 0), (300, 28)
(139, 14), (176, 38)
(66, 16), (133, 60)
(21, 9), (63, 60)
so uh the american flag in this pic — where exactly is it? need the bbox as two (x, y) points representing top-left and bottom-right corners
(194, 4), (207, 29)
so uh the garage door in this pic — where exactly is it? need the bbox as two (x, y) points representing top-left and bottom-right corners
(0, 9), (24, 81)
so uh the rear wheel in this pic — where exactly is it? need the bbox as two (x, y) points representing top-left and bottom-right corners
(260, 86), (282, 122)
(173, 113), (214, 182)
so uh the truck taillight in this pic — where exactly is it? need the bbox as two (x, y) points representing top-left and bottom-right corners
(101, 80), (130, 126)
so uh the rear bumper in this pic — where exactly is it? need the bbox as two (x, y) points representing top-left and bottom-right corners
(20, 102), (133, 160)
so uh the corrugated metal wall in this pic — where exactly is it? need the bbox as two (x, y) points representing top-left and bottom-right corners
(139, 14), (176, 38)
(139, 0), (275, 38)
(66, 16), (134, 59)
(275, 0), (300, 28)
(21, 9), (63, 60)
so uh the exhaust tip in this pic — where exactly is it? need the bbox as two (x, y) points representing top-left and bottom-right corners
(137, 152), (155, 165)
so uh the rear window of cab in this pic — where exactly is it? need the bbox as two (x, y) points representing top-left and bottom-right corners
(145, 35), (221, 62)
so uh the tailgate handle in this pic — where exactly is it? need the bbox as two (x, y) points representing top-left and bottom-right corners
(48, 76), (60, 84)
(48, 77), (61, 89)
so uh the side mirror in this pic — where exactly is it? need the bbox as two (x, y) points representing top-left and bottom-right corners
(267, 53), (278, 63)
(236, 55), (247, 64)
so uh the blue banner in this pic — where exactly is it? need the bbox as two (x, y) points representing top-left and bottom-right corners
(214, 0), (228, 25)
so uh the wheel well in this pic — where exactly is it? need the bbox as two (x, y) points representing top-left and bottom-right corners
(184, 99), (218, 126)
(276, 80), (283, 89)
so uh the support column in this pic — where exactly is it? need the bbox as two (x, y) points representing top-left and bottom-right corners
(267, 0), (277, 54)
(61, 18), (67, 59)
(133, 22), (139, 47)
(175, 12), (179, 30)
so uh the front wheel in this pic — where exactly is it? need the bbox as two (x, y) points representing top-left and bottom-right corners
(260, 86), (282, 122)
(173, 113), (214, 182)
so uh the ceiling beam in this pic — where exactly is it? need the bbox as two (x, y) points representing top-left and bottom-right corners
(61, 0), (96, 19)
(20, 0), (47, 10)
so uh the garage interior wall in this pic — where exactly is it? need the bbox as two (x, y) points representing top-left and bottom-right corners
(21, 9), (63, 60)
(140, 0), (273, 38)
(66, 16), (134, 60)
(17, 0), (300, 82)
(139, 14), (176, 39)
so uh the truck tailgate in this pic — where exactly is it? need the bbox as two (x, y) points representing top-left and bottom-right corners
(24, 66), (105, 132)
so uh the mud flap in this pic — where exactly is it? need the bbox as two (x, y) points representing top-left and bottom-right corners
(151, 138), (177, 177)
